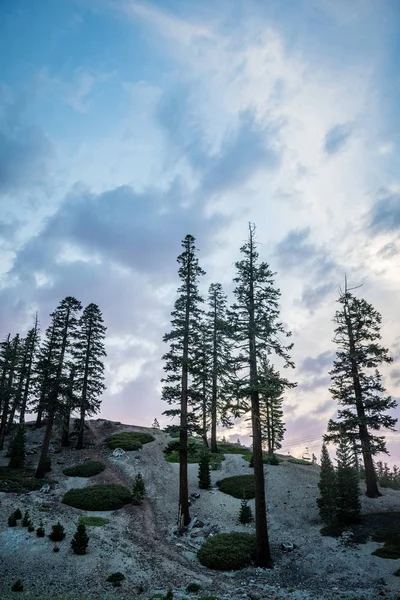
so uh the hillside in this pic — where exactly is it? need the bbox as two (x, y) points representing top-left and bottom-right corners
(0, 420), (399, 600)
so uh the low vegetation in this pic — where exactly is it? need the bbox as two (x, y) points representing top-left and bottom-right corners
(216, 475), (255, 499)
(62, 484), (132, 510)
(164, 439), (224, 469)
(106, 431), (154, 451)
(63, 461), (106, 477)
(287, 457), (313, 466)
(49, 522), (66, 542)
(0, 466), (43, 493)
(197, 532), (256, 570)
(79, 516), (109, 526)
(106, 572), (125, 587)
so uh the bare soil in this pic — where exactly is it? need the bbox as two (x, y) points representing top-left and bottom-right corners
(0, 419), (399, 600)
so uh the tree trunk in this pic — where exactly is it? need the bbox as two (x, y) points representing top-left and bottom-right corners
(77, 322), (92, 450)
(179, 258), (191, 527)
(61, 408), (70, 447)
(344, 298), (381, 498)
(0, 338), (19, 450)
(35, 403), (44, 428)
(210, 297), (218, 454)
(35, 409), (55, 478)
(19, 326), (37, 424)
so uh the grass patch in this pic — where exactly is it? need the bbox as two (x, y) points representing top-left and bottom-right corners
(106, 431), (154, 451)
(79, 516), (109, 526)
(197, 532), (256, 570)
(63, 461), (106, 477)
(216, 475), (255, 499)
(62, 484), (132, 510)
(287, 457), (313, 465)
(0, 467), (44, 493)
(164, 440), (224, 469)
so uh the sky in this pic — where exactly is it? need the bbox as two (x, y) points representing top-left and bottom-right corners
(1, 0), (400, 464)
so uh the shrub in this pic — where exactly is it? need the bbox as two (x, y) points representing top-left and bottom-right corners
(79, 516), (109, 527)
(0, 467), (43, 494)
(11, 579), (23, 592)
(63, 461), (106, 477)
(216, 475), (255, 499)
(197, 532), (256, 570)
(186, 583), (201, 593)
(132, 473), (145, 505)
(106, 431), (154, 451)
(71, 522), (89, 555)
(62, 484), (132, 511)
(13, 508), (22, 520)
(53, 545), (60, 553)
(22, 510), (31, 527)
(27, 524), (35, 532)
(238, 499), (253, 524)
(8, 513), (17, 527)
(265, 454), (280, 465)
(287, 457), (313, 465)
(49, 521), (66, 542)
(8, 425), (26, 469)
(394, 567), (400, 576)
(107, 572), (125, 587)
(198, 451), (211, 490)
(165, 590), (173, 600)
(36, 521), (45, 537)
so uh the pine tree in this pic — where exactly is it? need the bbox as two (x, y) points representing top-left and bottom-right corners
(8, 513), (17, 527)
(325, 280), (397, 497)
(238, 498), (253, 524)
(0, 334), (20, 450)
(336, 437), (361, 524)
(229, 224), (295, 568)
(22, 510), (31, 527)
(36, 520), (45, 537)
(191, 319), (212, 447)
(74, 303), (106, 449)
(60, 365), (76, 447)
(8, 424), (26, 469)
(18, 315), (40, 424)
(71, 522), (89, 554)
(35, 297), (82, 479)
(49, 521), (65, 541)
(206, 283), (234, 453)
(132, 473), (146, 505)
(198, 449), (211, 489)
(317, 443), (338, 525)
(152, 418), (160, 428)
(161, 235), (205, 526)
(33, 321), (58, 429)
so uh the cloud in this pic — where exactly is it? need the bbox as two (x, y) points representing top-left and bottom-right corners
(377, 241), (399, 259)
(299, 282), (336, 311)
(300, 350), (335, 374)
(370, 193), (400, 233)
(390, 368), (400, 387)
(324, 122), (353, 155)
(297, 375), (331, 393)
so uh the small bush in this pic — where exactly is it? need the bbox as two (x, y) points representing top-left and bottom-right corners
(165, 590), (173, 600)
(132, 473), (146, 505)
(8, 513), (17, 527)
(79, 516), (109, 527)
(36, 521), (45, 537)
(11, 579), (23, 592)
(198, 451), (211, 490)
(372, 545), (400, 559)
(394, 567), (400, 577)
(71, 522), (89, 555)
(186, 583), (201, 593)
(238, 499), (253, 524)
(106, 432), (154, 451)
(49, 521), (65, 542)
(216, 475), (255, 499)
(62, 484), (132, 510)
(0, 467), (43, 494)
(198, 532), (256, 570)
(107, 572), (125, 587)
(13, 508), (22, 520)
(63, 461), (106, 477)
(265, 454), (280, 465)
(27, 524), (35, 532)
(21, 510), (31, 527)
(53, 545), (60, 552)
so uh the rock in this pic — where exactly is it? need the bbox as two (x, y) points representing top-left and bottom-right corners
(281, 542), (294, 552)
(40, 484), (51, 493)
(112, 448), (126, 458)
(194, 520), (204, 528)
(190, 530), (205, 538)
(190, 492), (200, 499)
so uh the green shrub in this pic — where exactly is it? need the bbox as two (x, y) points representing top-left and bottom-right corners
(287, 457), (313, 465)
(107, 572), (125, 587)
(71, 522), (89, 555)
(8, 513), (17, 527)
(372, 545), (400, 559)
(186, 583), (201, 593)
(63, 484), (132, 510)
(198, 532), (256, 570)
(53, 545), (60, 552)
(27, 524), (35, 532)
(63, 461), (106, 477)
(264, 454), (281, 465)
(106, 432), (154, 451)
(132, 473), (145, 505)
(36, 521), (45, 537)
(394, 567), (400, 577)
(49, 522), (65, 542)
(165, 590), (173, 600)
(79, 516), (109, 527)
(198, 451), (211, 489)
(13, 508), (22, 520)
(11, 579), (23, 592)
(0, 467), (43, 494)
(22, 510), (31, 527)
(216, 475), (255, 499)
(238, 499), (253, 524)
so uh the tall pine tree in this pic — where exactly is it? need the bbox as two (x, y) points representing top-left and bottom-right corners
(0, 335), (20, 450)
(325, 280), (397, 497)
(336, 437), (361, 524)
(35, 297), (82, 479)
(74, 303), (106, 449)
(162, 235), (205, 526)
(18, 315), (40, 424)
(229, 223), (294, 568)
(317, 443), (338, 525)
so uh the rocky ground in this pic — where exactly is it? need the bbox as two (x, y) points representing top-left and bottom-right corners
(0, 419), (399, 600)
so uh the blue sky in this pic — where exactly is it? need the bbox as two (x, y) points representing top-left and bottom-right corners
(1, 0), (400, 463)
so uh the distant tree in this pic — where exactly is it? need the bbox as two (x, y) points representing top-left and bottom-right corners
(74, 303), (106, 450)
(60, 365), (76, 447)
(71, 522), (89, 555)
(49, 521), (65, 541)
(229, 223), (295, 568)
(336, 437), (361, 524)
(238, 498), (253, 524)
(18, 315), (40, 424)
(8, 424), (26, 469)
(0, 334), (20, 450)
(317, 443), (338, 525)
(35, 297), (82, 479)
(132, 473), (146, 505)
(152, 418), (160, 429)
(198, 449), (211, 489)
(325, 280), (397, 498)
(161, 235), (205, 526)
(36, 520), (45, 537)
(33, 321), (58, 429)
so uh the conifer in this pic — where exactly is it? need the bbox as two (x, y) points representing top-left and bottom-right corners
(71, 522), (89, 554)
(317, 444), (338, 525)
(8, 425), (26, 469)
(198, 450), (211, 489)
(132, 473), (146, 505)
(336, 437), (361, 524)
